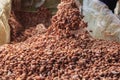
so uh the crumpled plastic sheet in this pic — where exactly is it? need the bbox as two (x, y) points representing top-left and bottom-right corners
(115, 0), (120, 19)
(83, 0), (120, 42)
(0, 0), (11, 45)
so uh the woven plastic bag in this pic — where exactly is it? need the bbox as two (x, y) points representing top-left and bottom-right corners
(0, 0), (11, 45)
(83, 0), (120, 42)
(115, 0), (120, 19)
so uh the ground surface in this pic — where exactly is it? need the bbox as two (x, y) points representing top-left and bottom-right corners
(0, 0), (120, 80)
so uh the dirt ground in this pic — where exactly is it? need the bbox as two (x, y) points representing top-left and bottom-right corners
(0, 0), (120, 80)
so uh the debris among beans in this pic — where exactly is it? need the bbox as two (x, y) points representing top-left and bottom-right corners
(0, 0), (120, 80)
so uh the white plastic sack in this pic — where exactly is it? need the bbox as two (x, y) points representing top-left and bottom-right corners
(83, 0), (120, 42)
(115, 0), (120, 19)
(0, 0), (11, 45)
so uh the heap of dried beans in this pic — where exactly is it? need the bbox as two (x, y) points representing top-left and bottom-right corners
(0, 0), (120, 79)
